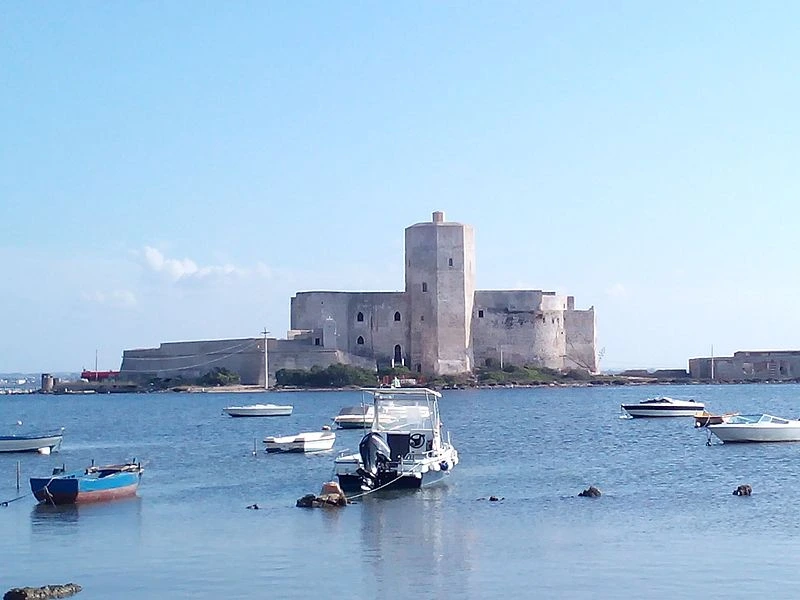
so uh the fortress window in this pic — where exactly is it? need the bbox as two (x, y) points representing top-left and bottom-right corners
(422, 282), (428, 292)
(394, 311), (401, 322)
(357, 312), (364, 322)
(416, 363), (422, 373)
(357, 336), (365, 345)
(448, 258), (453, 267)
(314, 338), (321, 346)
(420, 316), (424, 322)
(478, 310), (484, 318)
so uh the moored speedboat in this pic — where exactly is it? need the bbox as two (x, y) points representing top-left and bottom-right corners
(708, 414), (800, 443)
(0, 428), (64, 454)
(30, 461), (143, 505)
(264, 431), (336, 453)
(334, 387), (458, 493)
(333, 406), (373, 429)
(621, 397), (704, 418)
(223, 403), (293, 417)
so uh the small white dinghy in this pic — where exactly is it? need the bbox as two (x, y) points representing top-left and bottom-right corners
(264, 430), (336, 453)
(223, 404), (293, 417)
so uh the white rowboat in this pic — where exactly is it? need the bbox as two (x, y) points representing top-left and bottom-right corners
(223, 404), (293, 417)
(263, 431), (336, 453)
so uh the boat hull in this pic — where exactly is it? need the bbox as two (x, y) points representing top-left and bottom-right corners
(0, 434), (62, 453)
(264, 432), (335, 453)
(224, 405), (292, 417)
(622, 405), (704, 418)
(709, 425), (800, 443)
(337, 468), (449, 493)
(333, 418), (370, 429)
(30, 467), (142, 505)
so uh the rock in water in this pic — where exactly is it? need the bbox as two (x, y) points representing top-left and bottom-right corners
(296, 482), (349, 508)
(578, 486), (602, 498)
(4, 583), (82, 600)
(733, 484), (752, 496)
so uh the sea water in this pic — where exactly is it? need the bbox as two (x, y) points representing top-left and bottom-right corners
(2, 384), (800, 599)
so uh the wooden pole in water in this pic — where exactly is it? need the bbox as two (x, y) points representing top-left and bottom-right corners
(16, 461), (20, 492)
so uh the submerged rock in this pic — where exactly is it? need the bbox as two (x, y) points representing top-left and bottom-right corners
(4, 583), (82, 600)
(296, 481), (348, 508)
(578, 486), (602, 498)
(733, 484), (752, 496)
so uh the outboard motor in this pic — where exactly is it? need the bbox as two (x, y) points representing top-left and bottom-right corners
(357, 432), (391, 490)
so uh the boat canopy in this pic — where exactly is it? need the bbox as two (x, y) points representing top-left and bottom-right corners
(361, 387), (441, 432)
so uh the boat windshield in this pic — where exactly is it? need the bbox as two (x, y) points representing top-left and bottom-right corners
(337, 406), (371, 416)
(727, 414), (769, 424)
(374, 399), (434, 432)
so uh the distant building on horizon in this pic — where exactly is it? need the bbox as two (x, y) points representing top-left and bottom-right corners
(119, 211), (598, 384)
(690, 350), (800, 381)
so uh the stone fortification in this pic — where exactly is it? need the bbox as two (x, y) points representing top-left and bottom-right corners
(689, 350), (800, 381)
(291, 211), (598, 375)
(120, 338), (265, 385)
(122, 212), (598, 382)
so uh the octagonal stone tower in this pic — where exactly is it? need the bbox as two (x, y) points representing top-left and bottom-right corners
(405, 211), (476, 375)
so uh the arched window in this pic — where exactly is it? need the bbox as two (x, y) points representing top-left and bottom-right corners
(422, 282), (428, 292)
(394, 311), (401, 322)
(448, 258), (453, 267)
(357, 312), (364, 322)
(357, 336), (365, 345)
(394, 345), (402, 363)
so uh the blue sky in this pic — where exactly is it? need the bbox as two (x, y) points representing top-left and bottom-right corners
(2, 2), (799, 373)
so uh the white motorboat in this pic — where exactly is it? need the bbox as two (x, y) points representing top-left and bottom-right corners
(708, 414), (800, 443)
(264, 431), (336, 453)
(621, 397), (704, 418)
(333, 406), (373, 429)
(0, 429), (64, 454)
(334, 387), (458, 493)
(223, 403), (293, 417)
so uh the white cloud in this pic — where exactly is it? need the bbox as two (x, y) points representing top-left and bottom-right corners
(82, 289), (138, 309)
(605, 282), (628, 298)
(141, 246), (264, 282)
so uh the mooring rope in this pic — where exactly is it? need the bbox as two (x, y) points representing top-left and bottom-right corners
(345, 461), (428, 501)
(0, 493), (31, 507)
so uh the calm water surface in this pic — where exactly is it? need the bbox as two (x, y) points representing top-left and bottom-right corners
(2, 384), (800, 598)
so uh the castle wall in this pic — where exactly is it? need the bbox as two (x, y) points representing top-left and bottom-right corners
(291, 291), (408, 368)
(120, 338), (264, 385)
(270, 340), (376, 374)
(689, 351), (800, 381)
(564, 308), (598, 373)
(471, 291), (566, 369)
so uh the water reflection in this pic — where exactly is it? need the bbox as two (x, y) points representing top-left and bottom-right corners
(359, 486), (471, 597)
(31, 497), (143, 534)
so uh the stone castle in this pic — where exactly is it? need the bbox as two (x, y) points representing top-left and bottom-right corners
(120, 211), (597, 385)
(290, 211), (597, 375)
